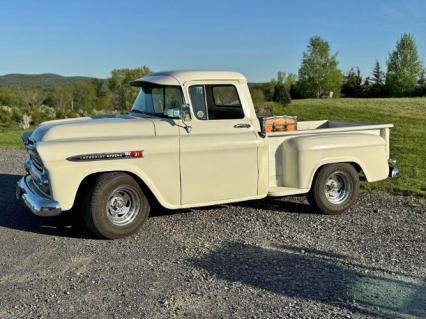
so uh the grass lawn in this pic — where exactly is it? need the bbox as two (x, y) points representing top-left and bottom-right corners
(0, 125), (24, 149)
(0, 97), (425, 196)
(285, 98), (426, 196)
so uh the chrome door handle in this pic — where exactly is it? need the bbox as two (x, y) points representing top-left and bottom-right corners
(234, 123), (251, 128)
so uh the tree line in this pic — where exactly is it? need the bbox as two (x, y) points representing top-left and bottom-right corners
(250, 33), (426, 106)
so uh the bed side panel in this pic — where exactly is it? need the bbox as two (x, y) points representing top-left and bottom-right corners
(279, 133), (388, 189)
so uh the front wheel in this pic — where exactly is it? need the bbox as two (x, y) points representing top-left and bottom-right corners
(308, 163), (360, 215)
(84, 172), (150, 239)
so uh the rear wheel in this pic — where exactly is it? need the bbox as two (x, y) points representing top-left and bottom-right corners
(308, 163), (359, 215)
(84, 172), (150, 239)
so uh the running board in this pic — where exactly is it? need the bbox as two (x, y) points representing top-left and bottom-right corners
(268, 187), (309, 197)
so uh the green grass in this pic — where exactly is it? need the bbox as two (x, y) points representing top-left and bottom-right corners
(1, 97), (425, 196)
(284, 98), (426, 196)
(0, 125), (24, 149)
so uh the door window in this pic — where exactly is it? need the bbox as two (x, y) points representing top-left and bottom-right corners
(189, 84), (244, 120)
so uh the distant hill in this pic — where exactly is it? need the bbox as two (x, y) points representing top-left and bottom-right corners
(0, 73), (104, 88)
(0, 73), (263, 89)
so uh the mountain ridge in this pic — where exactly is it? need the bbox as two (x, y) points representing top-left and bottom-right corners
(0, 73), (104, 88)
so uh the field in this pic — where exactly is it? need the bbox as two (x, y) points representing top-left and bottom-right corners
(0, 126), (23, 149)
(0, 98), (425, 196)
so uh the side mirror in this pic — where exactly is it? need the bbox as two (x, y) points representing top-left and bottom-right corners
(181, 104), (192, 122)
(181, 104), (192, 133)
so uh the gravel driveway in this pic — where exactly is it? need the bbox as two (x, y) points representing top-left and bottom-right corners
(0, 149), (425, 318)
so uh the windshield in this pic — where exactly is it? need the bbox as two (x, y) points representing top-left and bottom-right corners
(131, 85), (184, 118)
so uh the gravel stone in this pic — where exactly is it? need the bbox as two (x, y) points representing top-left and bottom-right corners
(0, 148), (425, 318)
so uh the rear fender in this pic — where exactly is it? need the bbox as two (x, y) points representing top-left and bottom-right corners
(280, 133), (389, 189)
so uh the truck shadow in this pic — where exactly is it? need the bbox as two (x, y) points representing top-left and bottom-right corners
(231, 196), (315, 214)
(150, 197), (314, 218)
(190, 242), (426, 318)
(0, 173), (95, 239)
(1, 173), (314, 238)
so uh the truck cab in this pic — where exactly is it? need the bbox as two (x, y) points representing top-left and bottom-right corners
(16, 70), (399, 239)
(131, 71), (265, 206)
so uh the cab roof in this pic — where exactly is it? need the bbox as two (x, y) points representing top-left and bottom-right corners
(130, 70), (247, 87)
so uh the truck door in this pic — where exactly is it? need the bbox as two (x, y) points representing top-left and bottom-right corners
(179, 81), (259, 205)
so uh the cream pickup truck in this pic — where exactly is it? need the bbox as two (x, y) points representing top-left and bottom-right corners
(16, 70), (399, 239)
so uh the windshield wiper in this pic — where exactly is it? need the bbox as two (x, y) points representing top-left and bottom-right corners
(130, 110), (177, 119)
(151, 113), (176, 119)
(129, 109), (152, 117)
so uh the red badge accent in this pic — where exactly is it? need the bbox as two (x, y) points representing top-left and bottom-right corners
(130, 150), (144, 158)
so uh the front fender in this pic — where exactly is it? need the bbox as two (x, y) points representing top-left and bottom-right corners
(36, 135), (181, 211)
(46, 162), (180, 211)
(280, 133), (389, 189)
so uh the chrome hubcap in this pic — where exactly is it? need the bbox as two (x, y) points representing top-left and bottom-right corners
(324, 171), (352, 204)
(106, 186), (140, 226)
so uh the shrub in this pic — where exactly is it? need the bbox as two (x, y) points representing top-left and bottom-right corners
(0, 107), (13, 125)
(0, 105), (12, 113)
(272, 82), (291, 106)
(18, 114), (32, 129)
(39, 105), (56, 120)
(31, 109), (45, 125)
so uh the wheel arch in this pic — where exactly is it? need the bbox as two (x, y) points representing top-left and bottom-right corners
(307, 161), (365, 191)
(72, 170), (173, 211)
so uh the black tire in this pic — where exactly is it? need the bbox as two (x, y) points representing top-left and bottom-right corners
(83, 172), (150, 239)
(307, 163), (360, 215)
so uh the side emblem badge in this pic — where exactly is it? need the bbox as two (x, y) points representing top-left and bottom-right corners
(67, 150), (144, 162)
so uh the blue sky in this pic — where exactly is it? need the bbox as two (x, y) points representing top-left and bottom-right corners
(1, 0), (425, 82)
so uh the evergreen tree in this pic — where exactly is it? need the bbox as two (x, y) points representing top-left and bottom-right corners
(272, 72), (291, 106)
(369, 61), (386, 97)
(371, 61), (385, 86)
(341, 67), (363, 97)
(416, 68), (426, 96)
(297, 36), (343, 98)
(386, 33), (422, 97)
(419, 69), (426, 86)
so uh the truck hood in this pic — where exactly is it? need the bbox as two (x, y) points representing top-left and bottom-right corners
(30, 114), (156, 142)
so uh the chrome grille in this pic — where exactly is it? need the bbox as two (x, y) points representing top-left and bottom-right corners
(26, 158), (51, 196)
(31, 154), (43, 171)
(26, 144), (43, 172)
(24, 142), (51, 196)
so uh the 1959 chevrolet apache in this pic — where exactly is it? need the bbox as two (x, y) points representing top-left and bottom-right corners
(16, 70), (399, 239)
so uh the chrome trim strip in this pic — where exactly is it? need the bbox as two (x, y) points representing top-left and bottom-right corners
(16, 175), (61, 217)
(67, 150), (143, 162)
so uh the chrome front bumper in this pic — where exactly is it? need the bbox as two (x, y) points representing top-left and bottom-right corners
(16, 175), (61, 217)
